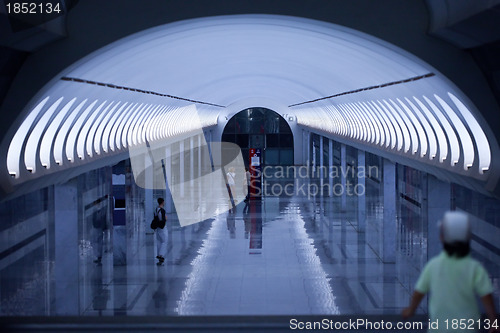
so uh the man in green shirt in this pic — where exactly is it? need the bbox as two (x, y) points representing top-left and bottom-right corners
(402, 211), (498, 332)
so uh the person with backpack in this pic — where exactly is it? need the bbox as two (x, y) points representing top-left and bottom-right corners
(154, 198), (167, 264)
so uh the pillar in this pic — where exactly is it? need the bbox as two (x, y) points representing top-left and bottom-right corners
(382, 159), (396, 263)
(357, 149), (366, 232)
(328, 139), (333, 197)
(114, 161), (132, 266)
(306, 131), (311, 166)
(312, 135), (317, 177)
(427, 175), (451, 259)
(198, 134), (202, 179)
(341, 143), (347, 211)
(319, 136), (324, 177)
(164, 145), (173, 213)
(53, 180), (79, 314)
(190, 136), (194, 188)
(145, 154), (153, 232)
(319, 136), (324, 193)
(303, 130), (307, 165)
(180, 140), (185, 198)
(382, 158), (397, 305)
(198, 134), (202, 213)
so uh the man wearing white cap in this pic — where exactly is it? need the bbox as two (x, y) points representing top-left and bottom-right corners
(402, 211), (498, 332)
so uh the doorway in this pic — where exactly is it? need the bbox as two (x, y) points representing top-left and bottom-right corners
(221, 108), (294, 168)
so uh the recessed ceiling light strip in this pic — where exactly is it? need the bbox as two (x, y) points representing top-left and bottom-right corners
(288, 73), (435, 107)
(60, 76), (226, 108)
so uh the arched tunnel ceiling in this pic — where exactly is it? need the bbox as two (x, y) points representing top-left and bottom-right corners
(1, 15), (499, 198)
(62, 16), (427, 105)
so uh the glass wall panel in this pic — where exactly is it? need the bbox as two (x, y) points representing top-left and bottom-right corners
(235, 134), (249, 148)
(281, 134), (293, 147)
(264, 115), (280, 133)
(365, 152), (383, 260)
(396, 164), (427, 302)
(266, 134), (279, 147)
(250, 135), (265, 149)
(235, 116), (250, 134)
(280, 149), (294, 165)
(222, 133), (234, 144)
(265, 149), (279, 165)
(452, 184), (500, 282)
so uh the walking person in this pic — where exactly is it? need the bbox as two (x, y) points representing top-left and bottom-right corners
(155, 198), (167, 264)
(402, 211), (498, 332)
(226, 166), (236, 210)
(244, 167), (251, 203)
(243, 167), (251, 213)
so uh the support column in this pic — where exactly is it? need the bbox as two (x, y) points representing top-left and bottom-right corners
(382, 159), (396, 263)
(329, 139), (333, 197)
(357, 149), (366, 232)
(319, 137), (324, 177)
(306, 131), (311, 167)
(114, 161), (132, 266)
(180, 140), (185, 198)
(53, 180), (79, 315)
(312, 135), (316, 178)
(198, 134), (202, 179)
(427, 175), (451, 259)
(382, 160), (397, 306)
(303, 130), (307, 164)
(319, 136), (324, 193)
(341, 143), (347, 211)
(164, 145), (173, 213)
(190, 136), (194, 188)
(197, 135), (202, 214)
(145, 154), (153, 232)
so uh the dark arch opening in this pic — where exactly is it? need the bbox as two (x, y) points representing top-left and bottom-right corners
(222, 108), (294, 167)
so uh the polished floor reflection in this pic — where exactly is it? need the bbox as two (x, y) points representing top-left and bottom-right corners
(3, 173), (499, 319)
(78, 193), (415, 317)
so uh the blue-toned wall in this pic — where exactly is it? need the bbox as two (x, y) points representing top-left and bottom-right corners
(305, 132), (500, 312)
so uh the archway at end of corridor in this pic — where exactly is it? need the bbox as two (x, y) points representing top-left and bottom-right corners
(221, 107), (294, 171)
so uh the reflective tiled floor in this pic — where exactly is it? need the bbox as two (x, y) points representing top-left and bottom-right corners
(79, 194), (415, 317)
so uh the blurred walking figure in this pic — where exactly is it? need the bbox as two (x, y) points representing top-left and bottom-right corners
(402, 211), (498, 332)
(243, 210), (251, 238)
(226, 166), (236, 210)
(226, 209), (236, 239)
(243, 167), (251, 213)
(244, 167), (251, 203)
(155, 198), (167, 264)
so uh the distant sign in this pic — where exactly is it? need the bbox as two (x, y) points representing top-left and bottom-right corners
(251, 155), (260, 166)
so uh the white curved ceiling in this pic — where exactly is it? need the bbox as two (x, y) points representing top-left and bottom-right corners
(2, 14), (498, 194)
